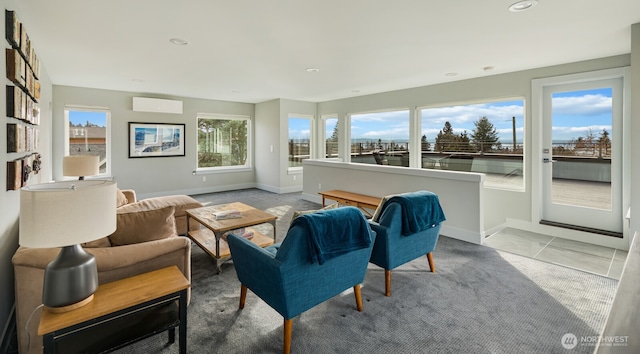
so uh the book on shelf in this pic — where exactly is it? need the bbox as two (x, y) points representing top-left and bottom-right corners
(213, 210), (242, 220)
(221, 228), (254, 242)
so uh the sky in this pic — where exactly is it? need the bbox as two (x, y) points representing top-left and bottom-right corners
(288, 117), (312, 140)
(68, 110), (107, 127)
(344, 88), (612, 144)
(71, 88), (613, 145)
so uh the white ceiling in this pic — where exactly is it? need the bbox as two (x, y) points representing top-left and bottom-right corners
(11, 0), (640, 104)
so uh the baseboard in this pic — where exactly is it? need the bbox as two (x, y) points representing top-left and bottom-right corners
(301, 192), (322, 205)
(0, 305), (16, 354)
(439, 225), (484, 245)
(255, 183), (303, 194)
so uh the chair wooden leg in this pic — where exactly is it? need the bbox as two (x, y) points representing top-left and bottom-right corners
(385, 270), (391, 297)
(353, 284), (363, 312)
(283, 318), (293, 354)
(239, 284), (247, 309)
(427, 252), (435, 273)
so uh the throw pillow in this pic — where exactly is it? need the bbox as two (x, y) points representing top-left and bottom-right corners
(108, 206), (177, 246)
(289, 202), (340, 225)
(116, 189), (129, 208)
(82, 237), (111, 248)
(371, 194), (395, 222)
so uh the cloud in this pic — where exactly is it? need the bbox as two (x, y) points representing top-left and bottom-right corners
(421, 101), (524, 127)
(552, 125), (612, 136)
(552, 94), (611, 116)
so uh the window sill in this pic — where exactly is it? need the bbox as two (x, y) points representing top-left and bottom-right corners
(194, 166), (253, 175)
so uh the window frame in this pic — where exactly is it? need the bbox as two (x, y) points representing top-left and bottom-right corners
(63, 106), (112, 178)
(348, 108), (411, 167)
(287, 114), (314, 172)
(321, 114), (339, 159)
(418, 97), (526, 191)
(195, 113), (252, 173)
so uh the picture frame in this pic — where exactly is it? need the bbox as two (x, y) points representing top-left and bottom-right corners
(128, 122), (185, 158)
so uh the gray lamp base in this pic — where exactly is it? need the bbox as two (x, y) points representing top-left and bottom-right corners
(43, 244), (98, 311)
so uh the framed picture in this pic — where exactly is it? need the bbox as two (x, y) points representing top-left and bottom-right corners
(128, 122), (185, 158)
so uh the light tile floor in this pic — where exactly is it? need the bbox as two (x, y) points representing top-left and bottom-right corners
(485, 228), (628, 279)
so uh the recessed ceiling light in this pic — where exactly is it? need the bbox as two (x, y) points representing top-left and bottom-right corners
(306, 68), (320, 73)
(445, 72), (458, 77)
(508, 0), (538, 12)
(169, 38), (189, 45)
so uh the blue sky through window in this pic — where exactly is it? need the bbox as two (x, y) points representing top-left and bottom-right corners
(551, 88), (612, 141)
(288, 117), (311, 141)
(68, 111), (106, 127)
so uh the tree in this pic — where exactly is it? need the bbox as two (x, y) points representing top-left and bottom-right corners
(598, 128), (611, 157)
(326, 122), (339, 157)
(421, 134), (431, 152)
(470, 116), (501, 153)
(435, 121), (472, 152)
(327, 122), (339, 143)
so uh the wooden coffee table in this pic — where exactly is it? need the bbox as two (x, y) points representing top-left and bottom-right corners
(185, 202), (277, 273)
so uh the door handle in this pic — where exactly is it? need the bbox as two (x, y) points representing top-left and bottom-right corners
(543, 158), (556, 163)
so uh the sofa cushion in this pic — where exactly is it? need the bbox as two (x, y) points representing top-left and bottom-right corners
(116, 189), (129, 208)
(109, 206), (177, 246)
(117, 195), (201, 218)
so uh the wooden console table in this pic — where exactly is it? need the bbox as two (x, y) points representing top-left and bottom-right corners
(318, 190), (382, 217)
(39, 266), (189, 354)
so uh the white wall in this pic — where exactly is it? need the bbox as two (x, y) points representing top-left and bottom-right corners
(52, 86), (256, 198)
(255, 99), (317, 193)
(630, 24), (640, 237)
(255, 99), (281, 192)
(303, 160), (485, 244)
(1, 0), (54, 339)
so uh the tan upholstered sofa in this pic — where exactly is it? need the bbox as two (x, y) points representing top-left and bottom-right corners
(117, 189), (202, 235)
(12, 189), (201, 353)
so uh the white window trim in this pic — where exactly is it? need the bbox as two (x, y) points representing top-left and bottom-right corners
(63, 105), (112, 178)
(195, 113), (252, 172)
(417, 97), (526, 192)
(287, 114), (314, 172)
(320, 114), (339, 160)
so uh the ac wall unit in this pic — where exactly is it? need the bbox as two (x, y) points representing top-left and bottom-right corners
(132, 97), (183, 114)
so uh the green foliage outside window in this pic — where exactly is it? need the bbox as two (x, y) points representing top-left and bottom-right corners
(197, 118), (248, 168)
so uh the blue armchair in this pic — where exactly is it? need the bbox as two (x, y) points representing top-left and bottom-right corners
(368, 191), (445, 296)
(227, 206), (376, 354)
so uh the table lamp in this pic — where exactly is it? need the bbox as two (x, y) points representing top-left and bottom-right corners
(63, 155), (99, 180)
(19, 180), (117, 312)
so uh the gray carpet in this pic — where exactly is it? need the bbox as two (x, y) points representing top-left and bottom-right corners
(116, 189), (618, 354)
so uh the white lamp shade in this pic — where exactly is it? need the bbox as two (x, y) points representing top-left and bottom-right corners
(20, 180), (117, 248)
(63, 155), (100, 177)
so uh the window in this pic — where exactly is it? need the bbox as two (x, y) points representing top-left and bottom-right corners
(197, 114), (250, 170)
(288, 115), (313, 169)
(323, 115), (338, 158)
(64, 107), (111, 176)
(350, 109), (410, 167)
(420, 99), (525, 190)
